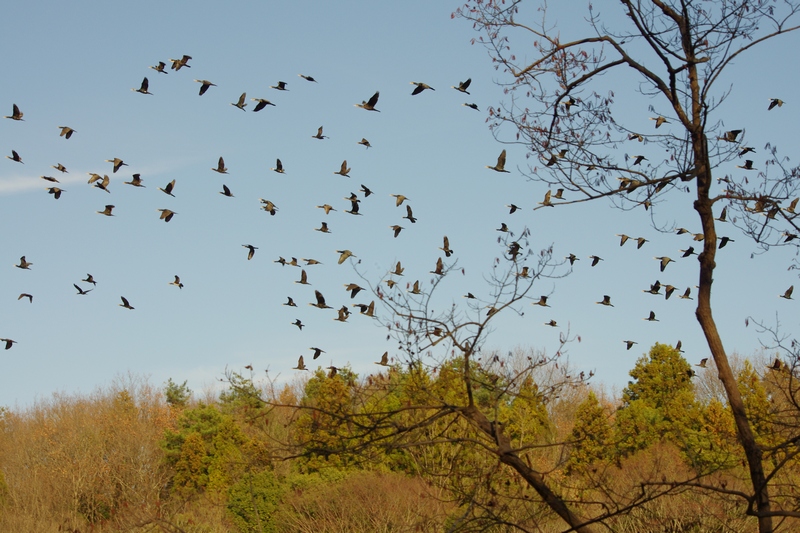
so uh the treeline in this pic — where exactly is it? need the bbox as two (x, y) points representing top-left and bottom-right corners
(0, 344), (797, 532)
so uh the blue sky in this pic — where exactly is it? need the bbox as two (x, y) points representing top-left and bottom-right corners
(0, 1), (797, 407)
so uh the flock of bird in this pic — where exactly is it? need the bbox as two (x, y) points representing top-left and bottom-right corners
(2, 54), (492, 378)
(3, 51), (794, 385)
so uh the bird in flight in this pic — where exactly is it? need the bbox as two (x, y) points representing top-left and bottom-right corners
(119, 296), (134, 310)
(16, 256), (32, 270)
(695, 358), (708, 368)
(58, 126), (76, 139)
(252, 98), (276, 111)
(73, 284), (92, 295)
(295, 269), (310, 285)
(310, 290), (332, 309)
(780, 286), (794, 300)
(219, 184), (234, 197)
(271, 159), (285, 174)
(390, 225), (403, 238)
(655, 256), (674, 271)
(310, 347), (325, 360)
(644, 310), (659, 322)
(404, 205), (417, 223)
(243, 245), (258, 260)
(452, 78), (471, 94)
(46, 187), (64, 199)
(375, 352), (390, 366)
(18, 293), (33, 303)
(293, 356), (307, 370)
(650, 116), (668, 128)
(157, 209), (176, 222)
(312, 126), (327, 140)
(194, 79), (216, 96)
(169, 55), (192, 70)
(150, 61), (168, 74)
(355, 91), (380, 111)
(410, 82), (435, 95)
(5, 104), (23, 121)
(6, 150), (23, 163)
(158, 179), (176, 197)
(124, 174), (145, 187)
(624, 340), (637, 350)
(596, 295), (613, 306)
(486, 150), (510, 172)
(768, 98), (784, 110)
(358, 138), (371, 148)
(97, 205), (115, 217)
(719, 129), (743, 143)
(334, 160), (351, 177)
(337, 250), (355, 264)
(53, 163), (68, 173)
(133, 77), (152, 95)
(212, 157), (228, 174)
(391, 194), (409, 206)
(292, 319), (304, 330)
(463, 103), (479, 111)
(298, 74), (317, 82)
(0, 339), (17, 350)
(170, 275), (184, 289)
(317, 204), (335, 215)
(270, 81), (288, 91)
(440, 236), (453, 257)
(231, 92), (247, 111)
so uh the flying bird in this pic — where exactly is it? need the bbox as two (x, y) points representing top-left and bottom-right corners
(316, 221), (331, 233)
(157, 209), (176, 222)
(271, 159), (285, 173)
(334, 160), (351, 177)
(737, 160), (756, 170)
(650, 116), (668, 128)
(46, 187), (64, 199)
(18, 293), (32, 303)
(212, 157), (228, 174)
(58, 126), (76, 139)
(73, 284), (92, 295)
(298, 74), (317, 82)
(375, 352), (390, 366)
(404, 205), (417, 223)
(644, 311), (659, 322)
(292, 319), (304, 330)
(768, 98), (784, 110)
(219, 184), (234, 197)
(358, 138), (371, 148)
(194, 79), (216, 95)
(251, 98), (276, 111)
(430, 257), (445, 276)
(655, 256), (674, 271)
(391, 194), (409, 206)
(719, 129), (742, 143)
(231, 92), (247, 111)
(345, 283), (364, 299)
(97, 204), (115, 216)
(133, 77), (152, 95)
(124, 174), (145, 187)
(596, 295), (613, 307)
(6, 150), (23, 163)
(83, 274), (97, 286)
(169, 55), (192, 70)
(452, 78), (471, 94)
(337, 250), (355, 264)
(390, 225), (403, 238)
(486, 150), (510, 173)
(150, 61), (168, 74)
(4, 104), (23, 120)
(310, 347), (325, 360)
(119, 296), (134, 310)
(310, 290), (332, 309)
(270, 81), (288, 91)
(624, 340), (637, 350)
(312, 126), (327, 140)
(780, 286), (794, 300)
(293, 356), (307, 370)
(589, 255), (603, 267)
(355, 91), (380, 111)
(53, 163), (68, 173)
(0, 339), (17, 350)
(463, 103), (479, 111)
(16, 256), (32, 270)
(410, 82), (435, 95)
(392, 261), (404, 276)
(695, 358), (708, 368)
(440, 236), (453, 257)
(170, 275), (184, 289)
(243, 244), (258, 260)
(284, 297), (297, 307)
(158, 179), (176, 197)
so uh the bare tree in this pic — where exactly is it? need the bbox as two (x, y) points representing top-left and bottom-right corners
(454, 1), (800, 531)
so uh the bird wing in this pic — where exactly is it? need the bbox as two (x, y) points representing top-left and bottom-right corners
(367, 91), (380, 107)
